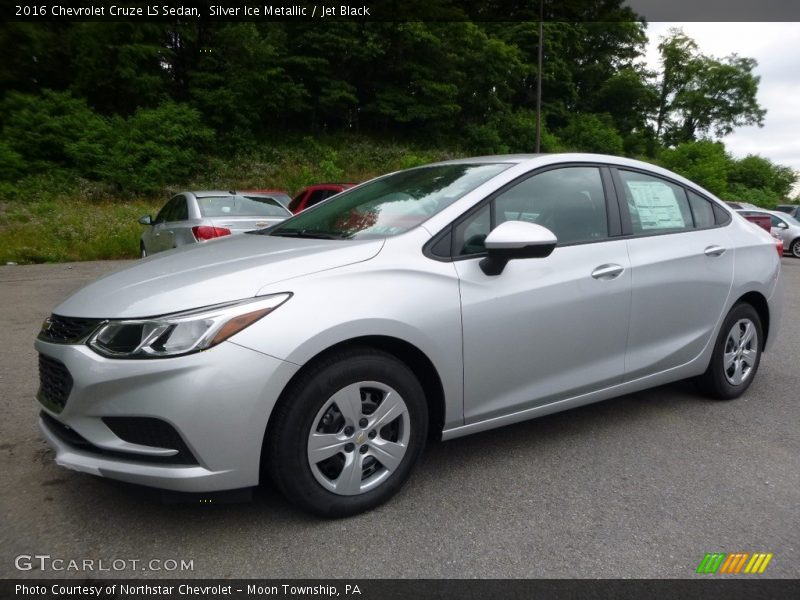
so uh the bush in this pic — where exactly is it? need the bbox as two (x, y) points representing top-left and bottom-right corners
(95, 102), (214, 194)
(0, 90), (109, 171)
(557, 113), (624, 155)
(658, 140), (730, 196)
(0, 140), (25, 181)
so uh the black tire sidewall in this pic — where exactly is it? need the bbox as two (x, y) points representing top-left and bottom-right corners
(269, 350), (428, 517)
(705, 303), (763, 400)
(791, 238), (800, 258)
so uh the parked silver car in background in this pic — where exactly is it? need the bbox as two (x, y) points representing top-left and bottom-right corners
(138, 191), (292, 257)
(737, 208), (800, 257)
(36, 154), (783, 517)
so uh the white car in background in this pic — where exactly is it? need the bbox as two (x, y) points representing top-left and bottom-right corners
(737, 208), (800, 257)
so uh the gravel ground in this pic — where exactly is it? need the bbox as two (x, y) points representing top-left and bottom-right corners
(0, 258), (798, 579)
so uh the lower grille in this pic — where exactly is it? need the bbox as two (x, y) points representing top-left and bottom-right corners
(41, 412), (198, 466)
(103, 417), (197, 464)
(37, 354), (73, 412)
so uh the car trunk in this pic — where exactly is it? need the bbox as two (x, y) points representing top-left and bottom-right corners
(209, 215), (286, 234)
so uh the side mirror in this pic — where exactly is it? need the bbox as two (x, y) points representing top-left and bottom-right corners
(480, 221), (557, 276)
(138, 215), (152, 225)
(776, 222), (788, 229)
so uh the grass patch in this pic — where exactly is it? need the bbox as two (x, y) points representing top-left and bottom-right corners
(0, 136), (461, 264)
(0, 198), (159, 264)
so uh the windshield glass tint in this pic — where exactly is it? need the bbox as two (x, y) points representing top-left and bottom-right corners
(198, 196), (288, 218)
(270, 163), (510, 239)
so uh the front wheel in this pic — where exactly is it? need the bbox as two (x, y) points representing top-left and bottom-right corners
(790, 238), (800, 258)
(267, 348), (428, 517)
(140, 243), (147, 258)
(695, 303), (763, 400)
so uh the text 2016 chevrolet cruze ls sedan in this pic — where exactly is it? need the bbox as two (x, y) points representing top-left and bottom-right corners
(36, 154), (783, 516)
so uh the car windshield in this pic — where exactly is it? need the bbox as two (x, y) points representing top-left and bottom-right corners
(197, 195), (289, 218)
(267, 163), (510, 239)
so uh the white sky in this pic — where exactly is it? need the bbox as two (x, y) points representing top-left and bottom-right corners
(643, 23), (800, 180)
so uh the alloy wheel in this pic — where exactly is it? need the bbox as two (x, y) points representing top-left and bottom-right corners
(307, 381), (410, 496)
(723, 318), (759, 386)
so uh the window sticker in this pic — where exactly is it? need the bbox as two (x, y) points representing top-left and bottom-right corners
(627, 181), (685, 230)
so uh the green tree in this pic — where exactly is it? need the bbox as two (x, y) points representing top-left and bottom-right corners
(659, 140), (730, 196)
(187, 23), (305, 136)
(68, 23), (171, 114)
(558, 113), (624, 155)
(655, 30), (765, 145)
(729, 155), (795, 199)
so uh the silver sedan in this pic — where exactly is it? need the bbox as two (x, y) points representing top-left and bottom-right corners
(138, 191), (292, 257)
(36, 154), (783, 517)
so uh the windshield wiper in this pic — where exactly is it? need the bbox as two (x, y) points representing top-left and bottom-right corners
(270, 229), (348, 240)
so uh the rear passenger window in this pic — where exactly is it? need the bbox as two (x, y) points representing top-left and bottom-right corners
(618, 170), (692, 234)
(713, 204), (731, 225)
(687, 190), (715, 228)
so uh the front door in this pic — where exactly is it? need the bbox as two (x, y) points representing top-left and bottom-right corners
(453, 166), (632, 423)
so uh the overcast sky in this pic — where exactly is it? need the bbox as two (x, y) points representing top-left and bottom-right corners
(643, 23), (800, 180)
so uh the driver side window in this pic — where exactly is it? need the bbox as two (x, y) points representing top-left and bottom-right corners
(453, 167), (608, 256)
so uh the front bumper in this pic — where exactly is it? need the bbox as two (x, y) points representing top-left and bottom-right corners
(35, 338), (299, 492)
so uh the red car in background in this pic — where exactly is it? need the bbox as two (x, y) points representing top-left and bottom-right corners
(289, 183), (356, 213)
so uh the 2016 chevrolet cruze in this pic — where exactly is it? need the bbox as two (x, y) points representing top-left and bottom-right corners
(36, 154), (783, 517)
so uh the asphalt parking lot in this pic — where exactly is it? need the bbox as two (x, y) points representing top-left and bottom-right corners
(0, 258), (798, 579)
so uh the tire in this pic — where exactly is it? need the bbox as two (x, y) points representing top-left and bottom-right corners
(140, 243), (147, 258)
(790, 238), (800, 258)
(695, 303), (763, 400)
(267, 347), (428, 517)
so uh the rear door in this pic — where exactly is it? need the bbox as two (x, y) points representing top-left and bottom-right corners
(454, 165), (631, 423)
(613, 168), (734, 380)
(150, 197), (181, 253)
(165, 194), (192, 247)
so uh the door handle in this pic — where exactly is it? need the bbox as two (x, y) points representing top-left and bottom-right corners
(591, 264), (624, 280)
(704, 245), (726, 257)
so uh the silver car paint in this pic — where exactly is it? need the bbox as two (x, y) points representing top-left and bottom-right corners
(58, 234), (384, 318)
(37, 154), (783, 492)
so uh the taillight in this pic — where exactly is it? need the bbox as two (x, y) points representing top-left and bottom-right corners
(192, 226), (231, 241)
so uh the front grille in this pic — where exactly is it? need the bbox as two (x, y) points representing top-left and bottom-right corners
(41, 412), (198, 466)
(39, 314), (102, 344)
(102, 417), (197, 464)
(37, 354), (73, 412)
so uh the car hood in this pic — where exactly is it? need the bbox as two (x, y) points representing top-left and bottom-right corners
(55, 234), (384, 318)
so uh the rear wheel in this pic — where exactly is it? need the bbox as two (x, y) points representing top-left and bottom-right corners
(267, 348), (427, 517)
(790, 238), (800, 258)
(695, 303), (763, 400)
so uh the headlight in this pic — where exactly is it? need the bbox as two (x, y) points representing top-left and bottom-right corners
(87, 294), (291, 359)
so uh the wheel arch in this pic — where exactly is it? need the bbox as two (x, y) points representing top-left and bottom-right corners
(260, 335), (447, 482)
(734, 291), (770, 350)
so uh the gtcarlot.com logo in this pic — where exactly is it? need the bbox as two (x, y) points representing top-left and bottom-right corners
(697, 552), (773, 574)
(15, 554), (194, 572)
